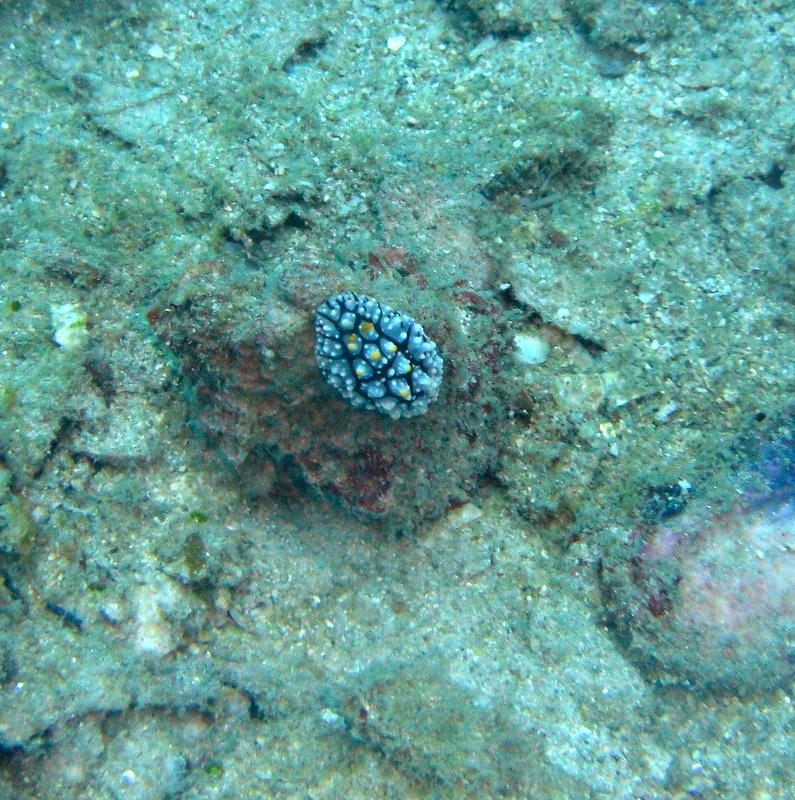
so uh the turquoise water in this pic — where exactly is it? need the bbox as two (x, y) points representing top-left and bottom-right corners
(0, 1), (792, 797)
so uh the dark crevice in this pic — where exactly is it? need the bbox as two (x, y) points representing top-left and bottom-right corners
(282, 210), (309, 229)
(44, 601), (84, 632)
(85, 353), (117, 406)
(500, 286), (607, 357)
(32, 417), (78, 479)
(759, 161), (785, 189)
(282, 32), (329, 72)
(82, 111), (138, 150)
(572, 331), (607, 356)
(0, 569), (26, 605)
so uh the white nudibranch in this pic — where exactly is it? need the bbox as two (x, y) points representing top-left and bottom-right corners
(315, 291), (444, 419)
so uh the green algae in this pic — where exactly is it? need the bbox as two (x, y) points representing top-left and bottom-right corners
(0, 479), (36, 560)
(183, 531), (208, 580)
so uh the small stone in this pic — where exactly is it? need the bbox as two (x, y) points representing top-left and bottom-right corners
(99, 598), (126, 625)
(654, 400), (679, 422)
(320, 708), (345, 730)
(387, 35), (406, 52)
(50, 303), (88, 351)
(447, 502), (483, 528)
(132, 582), (178, 657)
(147, 43), (165, 59)
(513, 332), (549, 365)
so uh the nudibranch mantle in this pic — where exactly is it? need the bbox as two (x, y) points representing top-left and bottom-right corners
(315, 291), (444, 419)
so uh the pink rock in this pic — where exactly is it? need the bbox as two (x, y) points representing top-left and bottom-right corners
(600, 498), (795, 694)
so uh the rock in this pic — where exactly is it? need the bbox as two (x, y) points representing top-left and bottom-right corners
(149, 258), (518, 532)
(600, 448), (795, 694)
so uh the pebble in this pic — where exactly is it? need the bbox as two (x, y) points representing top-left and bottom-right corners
(513, 332), (550, 365)
(387, 35), (406, 52)
(50, 302), (88, 351)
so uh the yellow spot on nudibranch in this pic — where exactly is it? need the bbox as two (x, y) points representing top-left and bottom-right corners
(399, 388), (411, 399)
(369, 349), (382, 361)
(360, 322), (375, 335)
(346, 334), (359, 351)
(383, 341), (397, 353)
(355, 365), (367, 377)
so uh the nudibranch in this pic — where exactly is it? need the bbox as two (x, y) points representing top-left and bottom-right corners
(314, 291), (444, 419)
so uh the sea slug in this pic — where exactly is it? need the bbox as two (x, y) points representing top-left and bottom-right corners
(315, 291), (443, 419)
